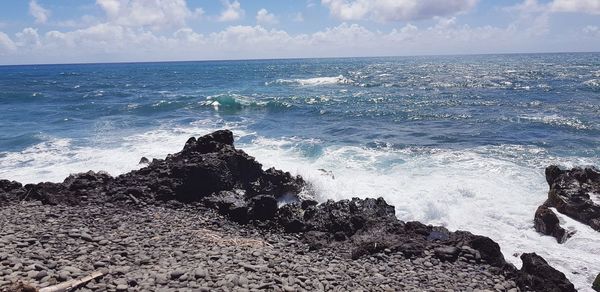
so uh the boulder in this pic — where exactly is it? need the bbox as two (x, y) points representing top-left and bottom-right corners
(534, 205), (571, 243)
(0, 179), (25, 205)
(515, 253), (576, 292)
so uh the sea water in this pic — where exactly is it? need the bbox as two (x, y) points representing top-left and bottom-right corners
(1, 53), (599, 290)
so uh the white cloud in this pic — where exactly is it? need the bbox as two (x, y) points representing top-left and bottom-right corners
(96, 0), (198, 28)
(510, 0), (600, 15)
(551, 0), (600, 14)
(29, 0), (50, 24)
(256, 9), (278, 25)
(218, 0), (244, 22)
(311, 23), (376, 46)
(385, 23), (418, 42)
(504, 0), (551, 37)
(1, 13), (599, 64)
(16, 28), (41, 47)
(321, 0), (478, 21)
(0, 32), (17, 53)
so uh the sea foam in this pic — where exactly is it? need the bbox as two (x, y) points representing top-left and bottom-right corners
(267, 75), (352, 86)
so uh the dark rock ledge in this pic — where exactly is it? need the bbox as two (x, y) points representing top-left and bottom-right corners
(1, 130), (575, 292)
(534, 165), (600, 243)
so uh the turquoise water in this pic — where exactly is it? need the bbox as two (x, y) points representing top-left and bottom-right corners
(1, 53), (600, 290)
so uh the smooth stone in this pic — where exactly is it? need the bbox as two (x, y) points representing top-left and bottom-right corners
(170, 270), (185, 280)
(34, 271), (48, 280)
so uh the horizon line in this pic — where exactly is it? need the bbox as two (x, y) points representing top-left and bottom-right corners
(1, 50), (599, 67)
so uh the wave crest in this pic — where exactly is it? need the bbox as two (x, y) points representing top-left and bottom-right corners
(267, 75), (352, 86)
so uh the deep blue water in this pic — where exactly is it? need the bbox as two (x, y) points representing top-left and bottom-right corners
(1, 53), (600, 289)
(1, 53), (599, 156)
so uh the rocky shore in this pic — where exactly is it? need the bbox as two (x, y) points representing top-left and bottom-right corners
(0, 130), (576, 292)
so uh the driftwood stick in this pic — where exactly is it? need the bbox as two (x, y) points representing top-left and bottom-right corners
(20, 189), (32, 204)
(128, 193), (140, 205)
(39, 270), (106, 292)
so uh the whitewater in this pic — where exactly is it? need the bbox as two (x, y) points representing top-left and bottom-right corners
(1, 54), (599, 290)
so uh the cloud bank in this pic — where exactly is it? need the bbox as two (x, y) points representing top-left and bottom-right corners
(320, 0), (478, 21)
(0, 0), (598, 64)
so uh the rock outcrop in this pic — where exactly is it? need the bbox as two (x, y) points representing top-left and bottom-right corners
(514, 253), (576, 292)
(0, 130), (577, 292)
(534, 205), (571, 243)
(535, 165), (600, 235)
(0, 130), (304, 210)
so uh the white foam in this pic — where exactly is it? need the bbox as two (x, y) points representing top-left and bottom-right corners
(583, 79), (600, 88)
(519, 114), (590, 130)
(1, 126), (599, 290)
(268, 75), (352, 86)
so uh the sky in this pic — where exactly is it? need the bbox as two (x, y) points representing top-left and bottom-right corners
(0, 0), (599, 65)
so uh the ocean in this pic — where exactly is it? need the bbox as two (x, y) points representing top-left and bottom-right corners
(1, 53), (599, 290)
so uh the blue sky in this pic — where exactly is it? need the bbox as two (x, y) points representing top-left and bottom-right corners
(0, 0), (599, 64)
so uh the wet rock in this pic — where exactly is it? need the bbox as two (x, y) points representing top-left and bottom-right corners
(542, 165), (600, 232)
(534, 205), (571, 243)
(594, 273), (600, 292)
(468, 236), (505, 267)
(515, 253), (575, 292)
(427, 230), (450, 241)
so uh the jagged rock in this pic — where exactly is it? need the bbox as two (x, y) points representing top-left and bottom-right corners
(278, 196), (508, 268)
(593, 273), (600, 291)
(248, 195), (278, 220)
(139, 157), (150, 164)
(515, 253), (576, 292)
(203, 191), (249, 223)
(534, 205), (571, 243)
(468, 235), (505, 267)
(541, 165), (600, 232)
(0, 179), (25, 205)
(301, 197), (397, 236)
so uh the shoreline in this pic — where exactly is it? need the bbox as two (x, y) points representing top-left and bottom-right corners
(0, 130), (577, 291)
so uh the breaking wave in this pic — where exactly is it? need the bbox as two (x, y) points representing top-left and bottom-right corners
(267, 75), (352, 86)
